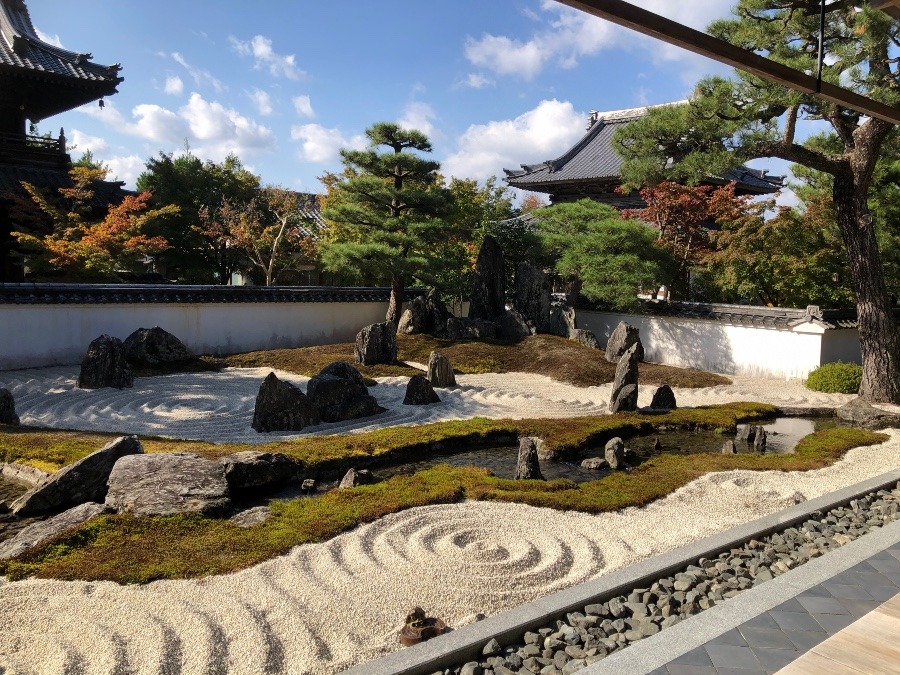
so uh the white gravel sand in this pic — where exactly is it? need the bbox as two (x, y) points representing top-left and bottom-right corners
(0, 366), (897, 674)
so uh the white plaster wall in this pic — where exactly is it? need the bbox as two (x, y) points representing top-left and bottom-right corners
(0, 302), (392, 370)
(820, 329), (863, 365)
(577, 310), (836, 379)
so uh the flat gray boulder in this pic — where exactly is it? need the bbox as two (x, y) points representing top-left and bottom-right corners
(339, 468), (374, 489)
(220, 451), (301, 493)
(123, 326), (195, 364)
(0, 502), (111, 560)
(836, 397), (900, 429)
(445, 317), (497, 340)
(105, 453), (231, 517)
(570, 328), (600, 350)
(11, 436), (143, 517)
(0, 388), (19, 425)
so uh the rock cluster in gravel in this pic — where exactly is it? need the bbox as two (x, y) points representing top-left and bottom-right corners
(440, 483), (900, 675)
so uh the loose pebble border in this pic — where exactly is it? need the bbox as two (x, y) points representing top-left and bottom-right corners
(442, 483), (900, 675)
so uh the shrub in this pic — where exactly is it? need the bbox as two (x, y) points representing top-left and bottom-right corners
(805, 361), (862, 394)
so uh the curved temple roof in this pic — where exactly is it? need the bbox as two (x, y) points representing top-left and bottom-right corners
(505, 102), (783, 197)
(0, 0), (122, 120)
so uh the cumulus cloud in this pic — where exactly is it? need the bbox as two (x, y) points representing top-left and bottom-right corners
(249, 88), (273, 116)
(103, 155), (146, 190)
(293, 95), (315, 118)
(442, 99), (585, 182)
(230, 35), (305, 79)
(171, 52), (226, 93)
(290, 124), (366, 163)
(460, 73), (495, 90)
(398, 102), (438, 138)
(164, 76), (184, 95)
(77, 94), (274, 164)
(464, 0), (734, 81)
(69, 129), (108, 155)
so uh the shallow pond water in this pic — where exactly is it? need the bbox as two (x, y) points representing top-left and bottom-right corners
(369, 417), (844, 485)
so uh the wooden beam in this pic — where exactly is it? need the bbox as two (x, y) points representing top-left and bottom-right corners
(553, 0), (900, 125)
(869, 0), (900, 20)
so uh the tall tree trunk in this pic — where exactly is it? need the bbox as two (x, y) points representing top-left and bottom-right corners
(833, 174), (900, 403)
(386, 272), (404, 326)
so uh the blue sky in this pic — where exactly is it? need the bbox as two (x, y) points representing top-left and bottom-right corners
(26, 0), (789, 199)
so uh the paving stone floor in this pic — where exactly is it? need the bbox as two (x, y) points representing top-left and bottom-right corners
(647, 541), (900, 675)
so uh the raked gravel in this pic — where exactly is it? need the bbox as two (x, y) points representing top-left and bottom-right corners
(0, 368), (898, 673)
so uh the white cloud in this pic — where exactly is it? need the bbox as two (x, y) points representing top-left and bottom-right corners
(164, 76), (184, 95)
(180, 93), (275, 159)
(442, 99), (585, 182)
(34, 28), (63, 48)
(229, 35), (305, 80)
(130, 103), (190, 144)
(464, 0), (734, 81)
(461, 73), (495, 90)
(103, 155), (146, 190)
(398, 102), (438, 139)
(290, 124), (366, 163)
(171, 52), (226, 93)
(69, 129), (108, 154)
(249, 88), (273, 116)
(293, 95), (315, 118)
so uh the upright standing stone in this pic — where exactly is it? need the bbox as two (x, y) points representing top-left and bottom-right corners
(0, 388), (19, 425)
(354, 321), (397, 365)
(426, 351), (456, 387)
(339, 468), (374, 489)
(77, 335), (134, 389)
(609, 343), (640, 413)
(515, 437), (544, 480)
(469, 234), (506, 321)
(605, 321), (644, 363)
(604, 437), (627, 470)
(514, 261), (551, 332)
(547, 303), (576, 338)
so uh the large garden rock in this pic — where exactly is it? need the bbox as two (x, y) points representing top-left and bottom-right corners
(605, 321), (644, 363)
(445, 317), (497, 340)
(11, 436), (143, 517)
(403, 375), (441, 405)
(514, 261), (551, 333)
(495, 308), (531, 340)
(427, 351), (456, 387)
(515, 437), (544, 480)
(570, 328), (600, 350)
(0, 388), (19, 425)
(0, 502), (112, 560)
(355, 321), (397, 365)
(123, 326), (195, 365)
(547, 303), (576, 338)
(836, 398), (900, 429)
(469, 234), (506, 322)
(307, 361), (384, 423)
(251, 372), (321, 432)
(609, 343), (640, 413)
(77, 334), (134, 389)
(105, 453), (231, 517)
(649, 385), (677, 410)
(220, 451), (301, 493)
(398, 290), (454, 337)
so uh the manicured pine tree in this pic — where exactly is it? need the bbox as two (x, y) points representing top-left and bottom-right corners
(320, 122), (451, 325)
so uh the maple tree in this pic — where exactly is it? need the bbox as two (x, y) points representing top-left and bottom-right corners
(12, 166), (176, 281)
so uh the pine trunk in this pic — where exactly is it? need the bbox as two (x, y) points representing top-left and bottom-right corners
(386, 273), (404, 326)
(833, 174), (900, 403)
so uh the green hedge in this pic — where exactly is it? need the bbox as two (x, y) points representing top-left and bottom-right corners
(805, 361), (862, 394)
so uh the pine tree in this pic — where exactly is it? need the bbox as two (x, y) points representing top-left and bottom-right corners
(320, 123), (451, 325)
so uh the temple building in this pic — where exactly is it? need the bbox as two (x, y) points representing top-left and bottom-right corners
(504, 103), (782, 207)
(0, 0), (123, 281)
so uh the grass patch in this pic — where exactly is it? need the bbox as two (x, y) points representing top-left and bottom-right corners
(0, 405), (885, 584)
(199, 334), (730, 388)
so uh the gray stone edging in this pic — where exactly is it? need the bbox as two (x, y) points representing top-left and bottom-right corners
(345, 468), (900, 675)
